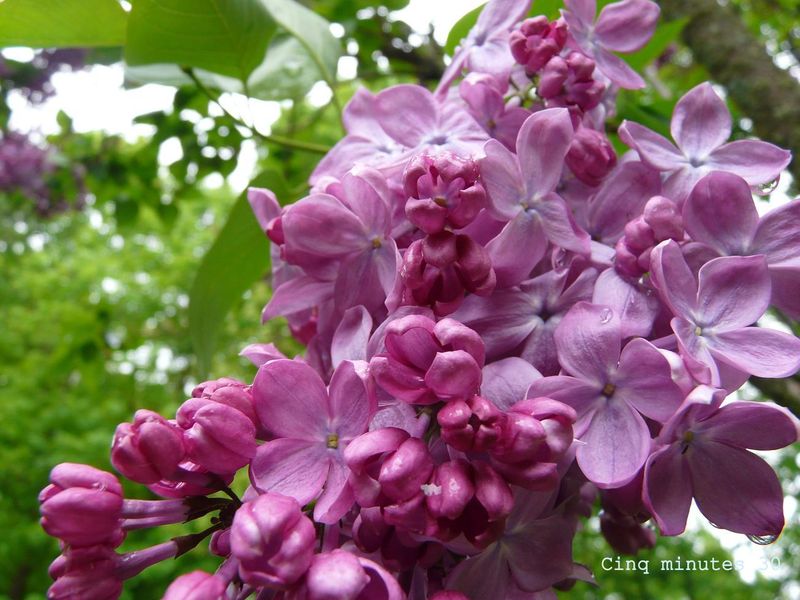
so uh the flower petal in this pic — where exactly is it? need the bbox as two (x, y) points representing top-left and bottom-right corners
(689, 442), (785, 536)
(594, 0), (660, 53)
(249, 439), (329, 505)
(578, 399), (651, 487)
(707, 140), (791, 185)
(374, 84), (437, 147)
(253, 359), (329, 440)
(516, 108), (574, 198)
(670, 83), (731, 160)
(709, 327), (800, 378)
(537, 192), (591, 254)
(314, 458), (355, 525)
(616, 338), (683, 422)
(481, 357), (542, 411)
(329, 360), (375, 439)
(332, 306), (373, 368)
(592, 268), (659, 338)
(643, 444), (692, 535)
(480, 139), (525, 220)
(486, 211), (548, 287)
(618, 120), (684, 171)
(696, 255), (770, 330)
(649, 240), (697, 319)
(554, 301), (621, 384)
(593, 46), (645, 89)
(752, 200), (800, 267)
(698, 401), (798, 451)
(683, 172), (758, 255)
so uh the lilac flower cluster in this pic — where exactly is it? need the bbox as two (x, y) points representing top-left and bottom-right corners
(40, 0), (800, 598)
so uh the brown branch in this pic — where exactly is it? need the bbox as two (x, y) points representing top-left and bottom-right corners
(657, 0), (800, 187)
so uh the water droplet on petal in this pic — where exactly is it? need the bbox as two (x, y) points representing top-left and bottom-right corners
(758, 179), (779, 194)
(600, 308), (613, 324)
(746, 534), (778, 545)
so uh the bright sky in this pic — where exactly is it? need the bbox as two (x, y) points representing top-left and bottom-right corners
(2, 0), (797, 587)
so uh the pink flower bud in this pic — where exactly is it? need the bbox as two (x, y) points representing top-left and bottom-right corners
(352, 506), (390, 553)
(192, 377), (259, 431)
(162, 571), (227, 600)
(565, 128), (617, 186)
(539, 53), (605, 113)
(425, 460), (475, 520)
(302, 550), (405, 600)
(344, 428), (410, 507)
(48, 546), (121, 600)
(438, 395), (504, 452)
(378, 438), (434, 502)
(39, 463), (124, 548)
(403, 152), (487, 234)
(643, 195), (683, 241)
(231, 493), (316, 588)
(600, 511), (656, 555)
(472, 462), (514, 522)
(177, 398), (257, 474)
(371, 316), (484, 404)
(111, 410), (186, 484)
(510, 16), (568, 74)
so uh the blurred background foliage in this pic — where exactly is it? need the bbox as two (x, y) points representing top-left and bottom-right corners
(0, 0), (799, 598)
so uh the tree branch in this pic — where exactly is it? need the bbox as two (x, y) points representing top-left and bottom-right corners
(657, 0), (800, 186)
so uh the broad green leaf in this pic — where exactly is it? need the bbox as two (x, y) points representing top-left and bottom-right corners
(0, 0), (127, 47)
(248, 35), (325, 100)
(444, 3), (484, 55)
(189, 171), (287, 376)
(259, 0), (341, 91)
(125, 0), (277, 81)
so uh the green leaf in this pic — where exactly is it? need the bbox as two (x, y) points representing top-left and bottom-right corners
(125, 0), (277, 81)
(189, 172), (287, 376)
(258, 0), (341, 92)
(0, 0), (127, 47)
(444, 3), (484, 55)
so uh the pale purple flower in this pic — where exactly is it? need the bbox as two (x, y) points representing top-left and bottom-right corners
(650, 240), (800, 386)
(313, 85), (487, 182)
(250, 359), (375, 524)
(437, 0), (533, 93)
(644, 387), (798, 536)
(619, 83), (791, 201)
(446, 488), (577, 597)
(683, 171), (800, 319)
(562, 0), (660, 89)
(453, 266), (597, 375)
(480, 108), (590, 286)
(459, 74), (531, 150)
(528, 302), (683, 487)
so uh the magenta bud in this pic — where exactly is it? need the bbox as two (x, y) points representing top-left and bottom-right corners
(565, 127), (617, 186)
(643, 195), (683, 241)
(403, 152), (485, 234)
(192, 377), (259, 431)
(162, 571), (226, 600)
(623, 216), (655, 252)
(231, 493), (316, 588)
(379, 438), (434, 502)
(600, 511), (656, 555)
(111, 410), (186, 484)
(438, 395), (503, 452)
(344, 428), (410, 507)
(614, 238), (645, 278)
(39, 464), (124, 548)
(305, 550), (370, 599)
(209, 528), (231, 557)
(472, 462), (514, 521)
(352, 506), (390, 553)
(177, 398), (257, 474)
(48, 551), (121, 600)
(425, 460), (475, 520)
(510, 16), (568, 74)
